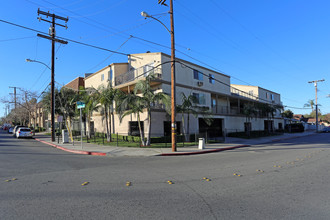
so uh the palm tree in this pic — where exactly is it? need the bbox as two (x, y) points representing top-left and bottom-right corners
(242, 103), (257, 136)
(176, 93), (198, 140)
(80, 88), (100, 138)
(304, 99), (315, 112)
(116, 91), (146, 146)
(98, 83), (118, 142)
(133, 75), (170, 146)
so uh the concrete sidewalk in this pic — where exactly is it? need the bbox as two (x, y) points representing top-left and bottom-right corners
(33, 131), (316, 157)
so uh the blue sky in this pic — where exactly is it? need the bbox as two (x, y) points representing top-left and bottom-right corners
(1, 0), (330, 117)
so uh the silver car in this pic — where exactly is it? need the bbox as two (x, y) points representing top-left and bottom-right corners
(16, 127), (33, 139)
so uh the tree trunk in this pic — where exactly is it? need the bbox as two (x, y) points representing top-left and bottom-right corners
(137, 113), (146, 146)
(108, 105), (112, 142)
(146, 109), (151, 146)
(187, 113), (190, 140)
(104, 105), (110, 142)
(181, 113), (187, 141)
(86, 114), (91, 139)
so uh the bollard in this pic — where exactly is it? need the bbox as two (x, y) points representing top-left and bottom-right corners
(198, 138), (205, 149)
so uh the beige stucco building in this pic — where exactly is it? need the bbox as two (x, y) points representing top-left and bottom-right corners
(83, 52), (284, 137)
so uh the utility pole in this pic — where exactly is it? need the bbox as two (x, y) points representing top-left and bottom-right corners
(308, 79), (325, 132)
(37, 8), (68, 142)
(169, 0), (177, 152)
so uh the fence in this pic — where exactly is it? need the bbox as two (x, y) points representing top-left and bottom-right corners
(55, 130), (225, 148)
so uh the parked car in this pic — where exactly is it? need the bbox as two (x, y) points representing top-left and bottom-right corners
(13, 125), (26, 137)
(321, 127), (330, 133)
(16, 127), (33, 139)
(8, 127), (14, 134)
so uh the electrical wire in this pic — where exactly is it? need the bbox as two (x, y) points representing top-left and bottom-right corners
(0, 36), (35, 42)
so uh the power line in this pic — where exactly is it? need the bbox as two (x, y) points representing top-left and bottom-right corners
(0, 36), (35, 42)
(0, 19), (131, 57)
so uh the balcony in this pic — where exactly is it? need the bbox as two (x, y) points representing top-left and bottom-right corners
(230, 87), (256, 100)
(115, 64), (162, 86)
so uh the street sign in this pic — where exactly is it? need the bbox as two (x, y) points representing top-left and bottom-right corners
(77, 101), (85, 109)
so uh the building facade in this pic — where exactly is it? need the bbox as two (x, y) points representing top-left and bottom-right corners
(84, 52), (284, 137)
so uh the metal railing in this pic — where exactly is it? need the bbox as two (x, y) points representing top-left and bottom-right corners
(115, 65), (162, 86)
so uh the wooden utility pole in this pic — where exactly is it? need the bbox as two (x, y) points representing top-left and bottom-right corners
(308, 79), (325, 132)
(37, 8), (68, 142)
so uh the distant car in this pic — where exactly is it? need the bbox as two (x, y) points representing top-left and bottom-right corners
(8, 127), (14, 134)
(16, 127), (33, 139)
(13, 125), (26, 137)
(321, 127), (330, 133)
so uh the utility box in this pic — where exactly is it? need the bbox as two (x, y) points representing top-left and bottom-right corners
(62, 130), (69, 144)
(198, 138), (205, 149)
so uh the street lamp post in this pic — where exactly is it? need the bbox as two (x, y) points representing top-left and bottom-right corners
(26, 58), (55, 141)
(141, 0), (177, 152)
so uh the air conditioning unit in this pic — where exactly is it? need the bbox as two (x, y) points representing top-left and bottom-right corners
(197, 81), (203, 86)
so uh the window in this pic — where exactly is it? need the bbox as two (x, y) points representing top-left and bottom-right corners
(101, 74), (104, 81)
(108, 69), (113, 82)
(271, 94), (274, 101)
(193, 69), (203, 80)
(129, 121), (144, 136)
(209, 74), (214, 84)
(144, 63), (154, 77)
(211, 98), (216, 107)
(193, 93), (206, 105)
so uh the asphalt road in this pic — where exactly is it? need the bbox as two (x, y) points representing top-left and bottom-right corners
(1, 130), (330, 220)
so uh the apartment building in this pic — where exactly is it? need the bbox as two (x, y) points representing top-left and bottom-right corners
(83, 52), (284, 137)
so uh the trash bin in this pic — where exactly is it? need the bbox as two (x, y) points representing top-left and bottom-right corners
(62, 130), (69, 144)
(198, 138), (205, 149)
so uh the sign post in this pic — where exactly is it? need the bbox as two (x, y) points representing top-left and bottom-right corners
(77, 101), (85, 150)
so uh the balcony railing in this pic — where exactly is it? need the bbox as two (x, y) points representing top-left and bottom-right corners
(115, 64), (162, 86)
(230, 87), (256, 100)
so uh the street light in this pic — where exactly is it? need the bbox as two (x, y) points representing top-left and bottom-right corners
(141, 0), (177, 152)
(26, 58), (55, 142)
(26, 59), (51, 70)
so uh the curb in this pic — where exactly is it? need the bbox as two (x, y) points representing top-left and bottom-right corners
(159, 144), (250, 156)
(34, 138), (106, 156)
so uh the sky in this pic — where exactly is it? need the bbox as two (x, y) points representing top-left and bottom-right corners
(1, 0), (330, 118)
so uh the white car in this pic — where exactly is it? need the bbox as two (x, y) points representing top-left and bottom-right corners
(16, 127), (33, 139)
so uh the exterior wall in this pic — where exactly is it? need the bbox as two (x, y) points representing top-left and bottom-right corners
(160, 53), (231, 96)
(64, 77), (85, 91)
(85, 66), (110, 89)
(85, 63), (128, 89)
(113, 63), (129, 80)
(85, 52), (284, 136)
(258, 87), (281, 104)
